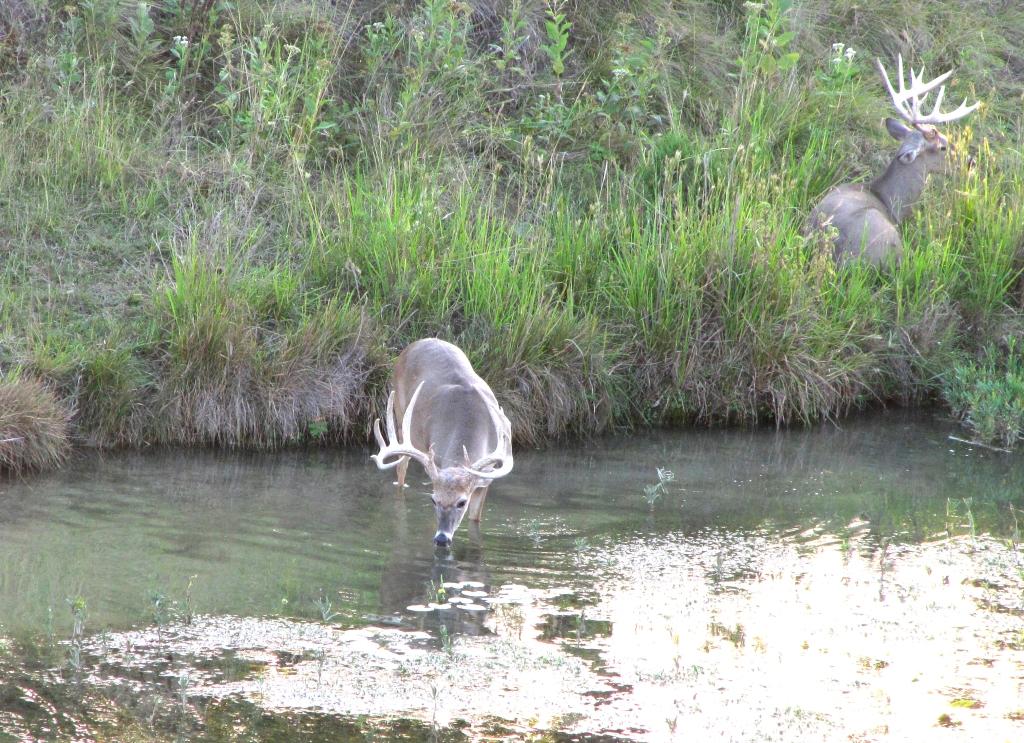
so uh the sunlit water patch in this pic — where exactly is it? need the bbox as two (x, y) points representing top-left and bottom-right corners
(47, 535), (1023, 742)
(1, 409), (1023, 741)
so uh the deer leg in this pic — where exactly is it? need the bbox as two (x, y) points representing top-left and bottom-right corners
(467, 484), (490, 522)
(395, 456), (410, 488)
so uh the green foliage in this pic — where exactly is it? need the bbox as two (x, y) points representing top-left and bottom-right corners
(0, 0), (1023, 460)
(542, 1), (571, 78)
(148, 246), (370, 447)
(643, 467), (675, 509)
(213, 22), (338, 168)
(740, 0), (800, 80)
(943, 340), (1024, 449)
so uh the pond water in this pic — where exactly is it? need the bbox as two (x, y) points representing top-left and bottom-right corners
(0, 409), (1022, 741)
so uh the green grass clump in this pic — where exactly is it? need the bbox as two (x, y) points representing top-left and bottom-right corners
(0, 374), (71, 474)
(943, 340), (1024, 450)
(150, 248), (372, 447)
(0, 0), (1023, 458)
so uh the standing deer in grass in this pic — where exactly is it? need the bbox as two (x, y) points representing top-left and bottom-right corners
(372, 338), (513, 547)
(809, 55), (979, 264)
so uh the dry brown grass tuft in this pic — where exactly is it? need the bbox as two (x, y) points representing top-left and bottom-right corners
(154, 343), (374, 448)
(0, 375), (72, 474)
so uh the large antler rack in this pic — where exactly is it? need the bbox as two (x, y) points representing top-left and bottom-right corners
(876, 54), (979, 128)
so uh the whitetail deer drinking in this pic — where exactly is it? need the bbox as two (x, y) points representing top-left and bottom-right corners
(371, 338), (513, 547)
(809, 55), (979, 264)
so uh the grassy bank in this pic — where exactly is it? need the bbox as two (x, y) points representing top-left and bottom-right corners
(1, 0), (1023, 470)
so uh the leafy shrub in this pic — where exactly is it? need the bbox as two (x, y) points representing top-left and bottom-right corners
(942, 340), (1024, 449)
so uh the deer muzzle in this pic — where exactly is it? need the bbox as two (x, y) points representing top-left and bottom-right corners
(433, 504), (465, 548)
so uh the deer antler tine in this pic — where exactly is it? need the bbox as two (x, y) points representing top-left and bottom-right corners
(464, 399), (514, 480)
(401, 382), (425, 445)
(384, 390), (399, 443)
(930, 84), (946, 119)
(371, 417), (398, 469)
(877, 57), (897, 98)
(918, 68), (952, 94)
(877, 57), (913, 124)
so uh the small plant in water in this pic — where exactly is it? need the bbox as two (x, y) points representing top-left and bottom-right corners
(495, 603), (525, 639)
(183, 574), (198, 626)
(877, 539), (890, 602)
(65, 595), (87, 674)
(439, 624), (453, 653)
(314, 589), (342, 622)
(523, 518), (545, 546)
(430, 680), (444, 734)
(150, 591), (171, 639)
(427, 578), (448, 605)
(313, 647), (327, 687)
(307, 418), (329, 440)
(1008, 506), (1023, 582)
(945, 497), (978, 542)
(643, 467), (675, 509)
(963, 497), (977, 541)
(176, 671), (191, 711)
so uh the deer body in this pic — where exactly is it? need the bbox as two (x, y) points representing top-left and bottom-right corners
(392, 340), (500, 472)
(809, 56), (978, 264)
(372, 338), (513, 547)
(810, 127), (934, 263)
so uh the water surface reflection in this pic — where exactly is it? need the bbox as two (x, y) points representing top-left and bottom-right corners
(0, 409), (1021, 740)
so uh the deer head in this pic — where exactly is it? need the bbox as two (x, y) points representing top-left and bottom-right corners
(876, 55), (978, 174)
(372, 381), (513, 547)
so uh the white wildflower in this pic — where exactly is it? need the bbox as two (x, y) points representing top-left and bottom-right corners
(172, 35), (189, 48)
(831, 42), (844, 53)
(844, 47), (856, 61)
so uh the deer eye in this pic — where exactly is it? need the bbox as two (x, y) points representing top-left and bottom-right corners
(456, 499), (468, 509)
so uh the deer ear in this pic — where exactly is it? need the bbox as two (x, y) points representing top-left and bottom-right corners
(897, 142), (920, 164)
(885, 117), (913, 141)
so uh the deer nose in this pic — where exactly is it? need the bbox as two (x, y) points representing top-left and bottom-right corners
(434, 533), (451, 547)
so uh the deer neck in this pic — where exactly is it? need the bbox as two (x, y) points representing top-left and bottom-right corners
(869, 158), (929, 224)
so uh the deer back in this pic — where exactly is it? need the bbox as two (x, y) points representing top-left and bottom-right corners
(392, 338), (502, 468)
